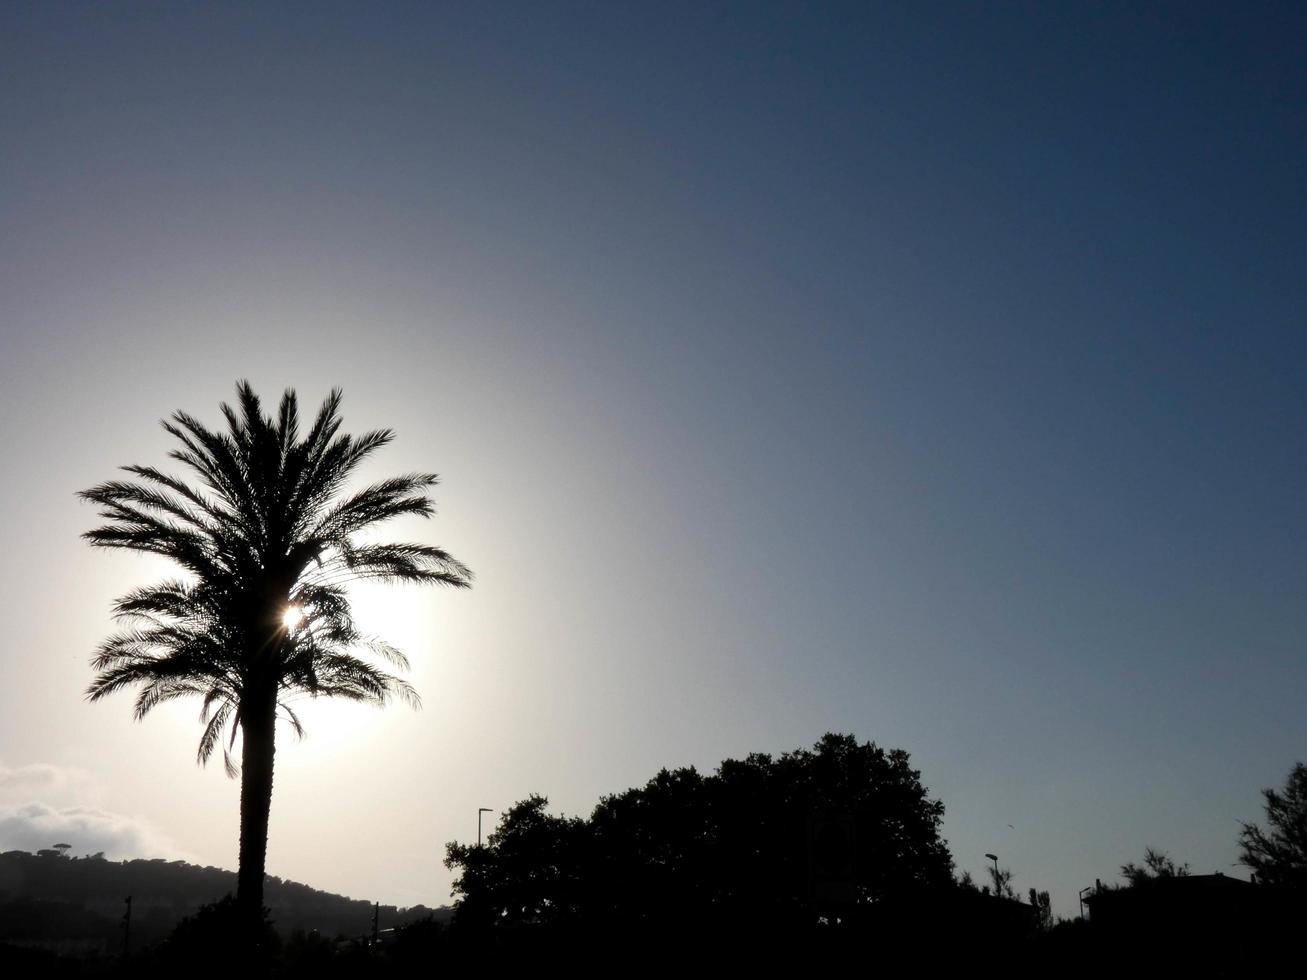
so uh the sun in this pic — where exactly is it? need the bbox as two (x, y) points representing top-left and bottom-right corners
(281, 605), (305, 631)
(277, 583), (431, 751)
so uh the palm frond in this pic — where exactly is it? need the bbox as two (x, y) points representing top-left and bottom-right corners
(279, 701), (306, 740)
(198, 700), (236, 767)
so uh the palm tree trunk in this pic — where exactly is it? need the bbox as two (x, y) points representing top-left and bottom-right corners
(236, 683), (278, 929)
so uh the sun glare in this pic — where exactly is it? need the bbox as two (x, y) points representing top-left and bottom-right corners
(278, 584), (435, 752)
(282, 605), (305, 631)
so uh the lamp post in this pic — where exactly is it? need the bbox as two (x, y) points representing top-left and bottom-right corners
(478, 808), (493, 847)
(985, 853), (1000, 896)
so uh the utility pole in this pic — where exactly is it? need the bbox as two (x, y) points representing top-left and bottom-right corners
(122, 895), (132, 958)
(478, 807), (493, 846)
(371, 902), (379, 946)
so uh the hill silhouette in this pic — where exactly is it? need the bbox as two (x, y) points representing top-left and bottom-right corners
(0, 849), (448, 954)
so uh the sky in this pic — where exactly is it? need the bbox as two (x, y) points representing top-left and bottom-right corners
(1, 2), (1304, 917)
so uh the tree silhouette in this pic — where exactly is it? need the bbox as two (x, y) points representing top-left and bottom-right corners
(446, 733), (955, 943)
(444, 795), (587, 929)
(80, 383), (471, 932)
(1027, 887), (1052, 929)
(1239, 762), (1307, 890)
(1120, 847), (1189, 886)
(986, 863), (1016, 900)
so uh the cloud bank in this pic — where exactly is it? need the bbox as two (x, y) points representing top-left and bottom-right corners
(0, 760), (189, 860)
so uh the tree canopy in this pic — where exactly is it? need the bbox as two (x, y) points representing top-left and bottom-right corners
(1120, 847), (1190, 886)
(1239, 762), (1307, 890)
(445, 733), (953, 940)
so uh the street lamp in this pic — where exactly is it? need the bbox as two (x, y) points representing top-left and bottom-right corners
(478, 808), (493, 847)
(985, 853), (1000, 895)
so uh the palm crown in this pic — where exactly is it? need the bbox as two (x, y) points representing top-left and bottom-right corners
(80, 382), (471, 921)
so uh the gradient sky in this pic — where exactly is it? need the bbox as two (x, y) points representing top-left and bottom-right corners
(2, 2), (1304, 916)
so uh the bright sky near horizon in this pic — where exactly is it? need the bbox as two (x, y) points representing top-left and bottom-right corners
(2, 2), (1304, 918)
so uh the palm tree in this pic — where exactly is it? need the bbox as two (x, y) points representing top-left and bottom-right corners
(80, 382), (471, 928)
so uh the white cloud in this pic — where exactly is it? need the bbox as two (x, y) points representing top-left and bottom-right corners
(0, 760), (190, 861)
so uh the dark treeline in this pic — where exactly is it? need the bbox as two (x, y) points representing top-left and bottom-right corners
(0, 849), (443, 959)
(437, 732), (1035, 970)
(3, 734), (1304, 976)
(445, 733), (954, 936)
(441, 734), (1307, 972)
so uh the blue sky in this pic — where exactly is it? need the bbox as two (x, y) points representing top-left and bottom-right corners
(1, 2), (1304, 915)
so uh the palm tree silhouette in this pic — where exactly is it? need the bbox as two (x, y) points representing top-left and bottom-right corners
(80, 382), (471, 929)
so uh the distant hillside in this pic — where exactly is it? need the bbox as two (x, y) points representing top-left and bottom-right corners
(0, 849), (449, 953)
